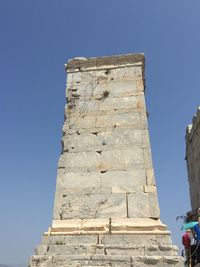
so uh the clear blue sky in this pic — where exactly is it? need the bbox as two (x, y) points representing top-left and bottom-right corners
(0, 1), (200, 266)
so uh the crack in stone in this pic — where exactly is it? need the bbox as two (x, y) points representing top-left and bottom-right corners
(94, 193), (112, 218)
(126, 193), (129, 218)
(109, 218), (112, 235)
(87, 245), (97, 265)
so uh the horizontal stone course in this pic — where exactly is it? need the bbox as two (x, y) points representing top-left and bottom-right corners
(59, 163), (149, 173)
(63, 124), (148, 136)
(58, 148), (147, 170)
(99, 233), (172, 246)
(64, 112), (144, 130)
(62, 129), (145, 150)
(66, 81), (140, 98)
(66, 62), (144, 81)
(63, 143), (149, 153)
(35, 243), (178, 257)
(66, 95), (144, 115)
(63, 169), (148, 194)
(41, 234), (98, 245)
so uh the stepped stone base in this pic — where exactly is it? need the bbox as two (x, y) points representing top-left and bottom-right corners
(29, 219), (183, 267)
(30, 255), (183, 267)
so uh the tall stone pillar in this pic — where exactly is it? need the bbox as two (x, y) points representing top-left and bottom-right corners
(29, 54), (183, 267)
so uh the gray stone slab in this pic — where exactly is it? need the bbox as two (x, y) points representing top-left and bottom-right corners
(67, 77), (139, 98)
(99, 234), (172, 246)
(146, 168), (156, 186)
(128, 192), (159, 218)
(144, 148), (153, 168)
(64, 143), (147, 153)
(105, 245), (145, 256)
(142, 129), (151, 147)
(46, 244), (97, 255)
(63, 124), (148, 136)
(95, 113), (141, 128)
(63, 112), (145, 131)
(101, 148), (144, 169)
(53, 168), (65, 220)
(41, 235), (98, 245)
(61, 163), (147, 173)
(100, 170), (146, 193)
(62, 129), (143, 150)
(58, 148), (147, 172)
(146, 245), (178, 256)
(66, 95), (144, 116)
(99, 129), (142, 146)
(62, 171), (100, 188)
(149, 192), (160, 218)
(63, 186), (111, 196)
(62, 193), (127, 219)
(58, 151), (100, 169)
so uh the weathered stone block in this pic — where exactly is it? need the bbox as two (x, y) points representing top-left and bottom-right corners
(63, 112), (146, 131)
(67, 115), (96, 130)
(81, 218), (110, 233)
(105, 244), (145, 256)
(149, 192), (160, 218)
(41, 234), (98, 245)
(128, 192), (158, 218)
(53, 168), (65, 220)
(58, 151), (100, 169)
(95, 113), (141, 128)
(105, 66), (142, 82)
(146, 168), (156, 186)
(67, 73), (139, 97)
(98, 95), (144, 111)
(144, 185), (156, 193)
(101, 148), (144, 169)
(63, 186), (111, 196)
(35, 245), (47, 255)
(142, 129), (151, 146)
(111, 218), (168, 235)
(62, 129), (143, 151)
(62, 171), (100, 188)
(100, 129), (142, 147)
(146, 245), (178, 256)
(144, 148), (153, 167)
(99, 234), (172, 246)
(100, 170), (146, 193)
(62, 193), (126, 219)
(66, 95), (144, 116)
(46, 244), (97, 255)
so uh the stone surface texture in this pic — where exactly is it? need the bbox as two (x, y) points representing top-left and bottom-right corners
(185, 107), (200, 211)
(29, 54), (183, 267)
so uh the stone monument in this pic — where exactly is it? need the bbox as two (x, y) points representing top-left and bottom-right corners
(29, 54), (183, 267)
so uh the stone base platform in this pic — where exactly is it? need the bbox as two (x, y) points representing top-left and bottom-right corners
(29, 218), (183, 267)
(30, 255), (183, 267)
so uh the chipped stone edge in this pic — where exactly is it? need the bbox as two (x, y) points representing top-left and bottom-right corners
(65, 53), (145, 73)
